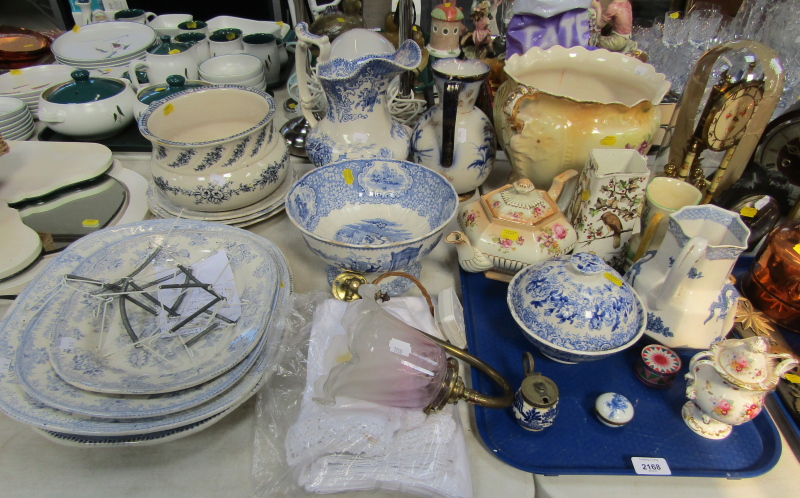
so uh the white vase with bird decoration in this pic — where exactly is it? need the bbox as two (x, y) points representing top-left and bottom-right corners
(566, 149), (649, 268)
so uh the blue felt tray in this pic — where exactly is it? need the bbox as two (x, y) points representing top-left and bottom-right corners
(460, 268), (782, 477)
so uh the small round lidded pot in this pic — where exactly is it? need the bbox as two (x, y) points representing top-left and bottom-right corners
(595, 392), (634, 428)
(512, 353), (559, 431)
(635, 344), (682, 388)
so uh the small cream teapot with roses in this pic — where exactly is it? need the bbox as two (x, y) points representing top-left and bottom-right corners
(447, 170), (578, 281)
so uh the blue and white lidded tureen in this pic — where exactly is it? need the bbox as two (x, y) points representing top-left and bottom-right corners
(507, 252), (647, 363)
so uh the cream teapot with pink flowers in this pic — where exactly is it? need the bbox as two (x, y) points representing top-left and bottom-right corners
(447, 170), (578, 282)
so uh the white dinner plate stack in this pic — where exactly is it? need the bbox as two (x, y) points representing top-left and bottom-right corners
(0, 97), (35, 140)
(51, 22), (157, 68)
(146, 162), (296, 227)
(0, 219), (292, 446)
(0, 65), (76, 119)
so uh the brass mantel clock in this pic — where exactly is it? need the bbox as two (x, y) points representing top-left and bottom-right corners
(661, 40), (784, 203)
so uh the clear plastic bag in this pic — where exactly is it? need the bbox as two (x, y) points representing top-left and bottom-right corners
(251, 290), (473, 498)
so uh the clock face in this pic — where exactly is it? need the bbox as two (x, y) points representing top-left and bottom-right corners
(758, 115), (800, 186)
(704, 82), (763, 151)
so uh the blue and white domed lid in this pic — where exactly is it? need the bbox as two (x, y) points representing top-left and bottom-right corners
(509, 252), (646, 352)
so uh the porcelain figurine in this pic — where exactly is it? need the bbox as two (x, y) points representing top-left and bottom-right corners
(625, 205), (750, 350)
(411, 58), (494, 195)
(683, 336), (798, 439)
(590, 0), (637, 54)
(566, 149), (649, 267)
(427, 2), (465, 58)
(447, 170), (578, 281)
(295, 23), (421, 167)
(493, 45), (668, 190)
(512, 352), (559, 431)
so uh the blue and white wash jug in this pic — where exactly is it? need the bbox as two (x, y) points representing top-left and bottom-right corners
(295, 23), (421, 167)
(625, 205), (750, 349)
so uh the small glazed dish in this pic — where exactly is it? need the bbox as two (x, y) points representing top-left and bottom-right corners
(595, 392), (634, 427)
(285, 158), (458, 274)
(507, 252), (646, 363)
(38, 70), (136, 140)
(635, 344), (682, 388)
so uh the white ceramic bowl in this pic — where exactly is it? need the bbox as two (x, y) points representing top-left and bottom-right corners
(286, 158), (458, 274)
(152, 137), (289, 212)
(199, 54), (264, 82)
(201, 73), (265, 88)
(139, 85), (276, 173)
(507, 252), (647, 364)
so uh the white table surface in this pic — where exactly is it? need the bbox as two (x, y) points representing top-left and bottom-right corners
(1, 89), (799, 498)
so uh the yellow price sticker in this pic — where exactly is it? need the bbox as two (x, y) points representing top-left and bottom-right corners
(155, 87), (167, 92)
(604, 272), (623, 287)
(444, 2), (451, 6)
(669, 12), (681, 19)
(288, 102), (296, 109)
(740, 206), (758, 218)
(226, 32), (236, 40)
(581, 189), (591, 201)
(9, 69), (22, 75)
(164, 103), (174, 116)
(785, 373), (800, 384)
(600, 136), (617, 146)
(343, 169), (354, 185)
(277, 21), (284, 27)
(82, 219), (99, 228)
(412, 26), (418, 31)
(794, 243), (800, 255)
(72, 25), (81, 33)
(168, 49), (181, 55)
(501, 229), (520, 241)
(187, 21), (197, 29)
(337, 18), (345, 22)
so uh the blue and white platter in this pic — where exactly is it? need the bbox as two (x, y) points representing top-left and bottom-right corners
(0, 220), (292, 436)
(44, 228), (283, 394)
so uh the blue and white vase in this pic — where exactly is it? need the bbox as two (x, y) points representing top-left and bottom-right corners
(624, 205), (750, 350)
(295, 23), (421, 167)
(411, 58), (494, 194)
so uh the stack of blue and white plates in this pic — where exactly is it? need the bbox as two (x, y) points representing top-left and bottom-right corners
(0, 219), (292, 446)
(0, 97), (35, 140)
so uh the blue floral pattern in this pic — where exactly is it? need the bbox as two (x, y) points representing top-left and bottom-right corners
(646, 312), (674, 338)
(513, 393), (558, 431)
(509, 253), (644, 356)
(286, 159), (458, 275)
(154, 149), (288, 206)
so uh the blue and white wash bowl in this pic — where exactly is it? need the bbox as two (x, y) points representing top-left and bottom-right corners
(286, 158), (458, 282)
(507, 252), (647, 363)
(140, 85), (287, 212)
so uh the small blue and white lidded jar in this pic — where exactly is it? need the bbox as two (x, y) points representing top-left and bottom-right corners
(513, 352), (559, 431)
(595, 392), (634, 428)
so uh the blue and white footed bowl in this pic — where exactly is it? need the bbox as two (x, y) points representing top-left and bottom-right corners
(286, 158), (458, 274)
(507, 252), (647, 363)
